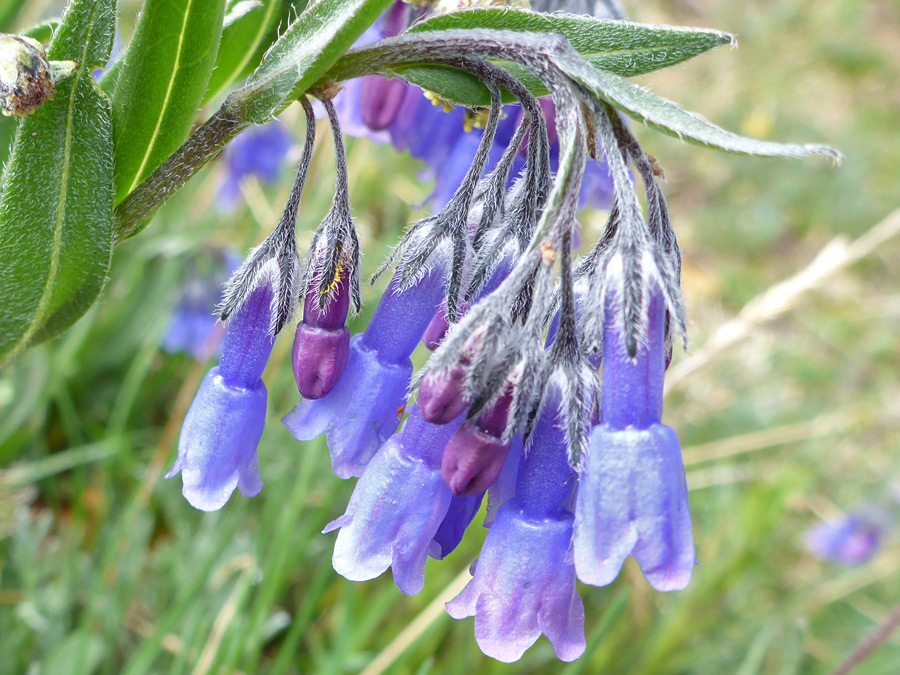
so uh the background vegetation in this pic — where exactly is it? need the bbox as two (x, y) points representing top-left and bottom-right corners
(1, 0), (899, 672)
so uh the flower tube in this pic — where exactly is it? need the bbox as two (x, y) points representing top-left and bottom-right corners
(167, 285), (274, 511)
(574, 284), (695, 590)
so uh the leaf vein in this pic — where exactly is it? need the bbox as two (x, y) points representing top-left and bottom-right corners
(125, 0), (198, 195)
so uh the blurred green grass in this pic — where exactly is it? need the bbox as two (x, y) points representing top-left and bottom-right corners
(2, 0), (900, 673)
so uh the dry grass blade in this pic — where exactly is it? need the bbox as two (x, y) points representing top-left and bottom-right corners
(665, 208), (900, 395)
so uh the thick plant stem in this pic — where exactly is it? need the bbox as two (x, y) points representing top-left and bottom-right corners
(113, 100), (246, 241)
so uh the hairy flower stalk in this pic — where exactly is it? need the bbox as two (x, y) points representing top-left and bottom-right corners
(218, 99), (317, 334)
(375, 78), (504, 321)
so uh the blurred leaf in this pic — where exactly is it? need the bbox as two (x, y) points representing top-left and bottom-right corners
(203, 0), (282, 104)
(0, 0), (116, 367)
(22, 19), (59, 44)
(570, 65), (844, 160)
(111, 0), (227, 202)
(41, 630), (104, 675)
(237, 0), (394, 123)
(0, 0), (27, 32)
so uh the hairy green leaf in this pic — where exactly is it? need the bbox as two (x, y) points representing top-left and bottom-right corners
(0, 0), (116, 366)
(203, 0), (281, 104)
(23, 19), (60, 44)
(568, 63), (843, 161)
(112, 0), (389, 238)
(393, 8), (733, 106)
(237, 0), (394, 123)
(409, 9), (734, 77)
(112, 0), (226, 202)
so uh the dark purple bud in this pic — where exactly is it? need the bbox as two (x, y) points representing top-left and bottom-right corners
(442, 424), (512, 497)
(423, 307), (450, 350)
(360, 76), (408, 131)
(418, 363), (469, 424)
(292, 271), (352, 399)
(292, 324), (350, 399)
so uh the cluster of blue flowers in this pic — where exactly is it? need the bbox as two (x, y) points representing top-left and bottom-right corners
(167, 1), (698, 663)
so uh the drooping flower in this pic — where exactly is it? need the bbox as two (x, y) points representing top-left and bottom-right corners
(805, 511), (883, 566)
(283, 265), (447, 478)
(574, 284), (695, 591)
(167, 285), (274, 511)
(447, 394), (585, 663)
(325, 404), (463, 594)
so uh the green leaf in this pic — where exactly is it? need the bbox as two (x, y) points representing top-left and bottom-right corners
(237, 0), (394, 123)
(111, 0), (227, 202)
(393, 8), (734, 106)
(0, 115), (14, 174)
(0, 0), (116, 367)
(567, 63), (843, 161)
(0, 0), (28, 32)
(23, 19), (60, 44)
(203, 0), (282, 104)
(409, 9), (734, 77)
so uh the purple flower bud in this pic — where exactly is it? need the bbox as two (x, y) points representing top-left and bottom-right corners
(423, 305), (449, 350)
(167, 285), (275, 510)
(432, 493), (484, 559)
(805, 513), (882, 567)
(292, 324), (350, 400)
(283, 267), (446, 478)
(292, 274), (351, 399)
(418, 362), (469, 425)
(325, 405), (463, 594)
(447, 399), (584, 663)
(359, 76), (408, 131)
(441, 424), (511, 497)
(441, 389), (513, 497)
